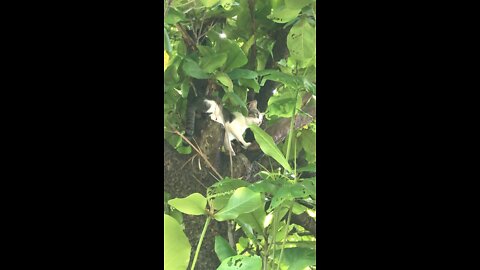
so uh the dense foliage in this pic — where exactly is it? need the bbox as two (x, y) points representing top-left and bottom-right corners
(164, 0), (316, 269)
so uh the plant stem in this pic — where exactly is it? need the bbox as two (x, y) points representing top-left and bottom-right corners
(285, 89), (299, 162)
(276, 207), (292, 270)
(190, 216), (211, 270)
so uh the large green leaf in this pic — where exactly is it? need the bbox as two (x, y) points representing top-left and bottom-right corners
(285, 0), (315, 10)
(164, 28), (171, 53)
(266, 90), (302, 118)
(228, 69), (258, 80)
(268, 5), (301, 23)
(217, 255), (262, 270)
(268, 185), (293, 211)
(219, 40), (249, 72)
(238, 78), (260, 93)
(164, 214), (191, 270)
(214, 236), (236, 262)
(276, 248), (316, 270)
(216, 72), (234, 92)
(258, 69), (303, 88)
(208, 178), (249, 210)
(249, 125), (292, 172)
(165, 8), (186, 25)
(200, 0), (220, 8)
(214, 187), (262, 221)
(236, 205), (267, 233)
(200, 53), (228, 73)
(182, 58), (210, 79)
(168, 193), (207, 216)
(220, 0), (234, 10)
(300, 129), (316, 163)
(287, 19), (316, 61)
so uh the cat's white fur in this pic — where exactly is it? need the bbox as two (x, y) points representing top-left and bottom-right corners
(204, 100), (225, 125)
(205, 100), (264, 156)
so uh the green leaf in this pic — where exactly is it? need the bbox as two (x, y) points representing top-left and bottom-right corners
(217, 255), (262, 270)
(164, 28), (171, 53)
(182, 58), (210, 79)
(258, 69), (303, 88)
(292, 201), (308, 215)
(228, 69), (258, 80)
(219, 40), (249, 72)
(249, 125), (292, 172)
(197, 45), (216, 57)
(169, 208), (184, 224)
(215, 236), (236, 262)
(266, 90), (302, 118)
(214, 187), (262, 221)
(225, 92), (247, 110)
(200, 53), (228, 73)
(216, 72), (234, 92)
(241, 35), (255, 55)
(236, 205), (267, 233)
(301, 177), (316, 199)
(287, 19), (316, 61)
(200, 0), (220, 8)
(268, 5), (301, 23)
(238, 78), (260, 93)
(168, 193), (207, 216)
(164, 214), (191, 270)
(176, 145), (192, 155)
(300, 129), (316, 163)
(268, 186), (293, 211)
(297, 163), (316, 172)
(180, 80), (189, 98)
(208, 178), (249, 210)
(165, 8), (186, 25)
(276, 248), (316, 270)
(285, 0), (315, 10)
(220, 0), (234, 10)
(249, 179), (279, 194)
(303, 78), (316, 94)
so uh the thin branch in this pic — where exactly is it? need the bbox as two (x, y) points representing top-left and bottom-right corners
(171, 128), (223, 180)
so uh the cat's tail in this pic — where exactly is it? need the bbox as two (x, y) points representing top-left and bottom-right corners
(183, 104), (197, 146)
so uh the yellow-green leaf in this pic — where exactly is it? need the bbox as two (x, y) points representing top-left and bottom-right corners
(168, 193), (207, 216)
(164, 214), (191, 270)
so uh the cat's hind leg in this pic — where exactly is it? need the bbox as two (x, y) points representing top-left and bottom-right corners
(231, 127), (251, 149)
(224, 124), (236, 156)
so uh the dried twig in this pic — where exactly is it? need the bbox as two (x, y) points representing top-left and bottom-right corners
(171, 128), (223, 180)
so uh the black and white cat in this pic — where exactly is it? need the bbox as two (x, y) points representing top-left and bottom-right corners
(185, 98), (264, 156)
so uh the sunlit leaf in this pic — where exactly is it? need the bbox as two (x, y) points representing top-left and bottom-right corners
(287, 18), (316, 61)
(164, 214), (191, 270)
(276, 248), (316, 270)
(200, 0), (220, 8)
(285, 0), (315, 10)
(168, 193), (207, 215)
(268, 5), (301, 23)
(164, 50), (170, 71)
(215, 187), (262, 221)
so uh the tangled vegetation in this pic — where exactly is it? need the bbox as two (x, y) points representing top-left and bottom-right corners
(164, 1), (316, 269)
